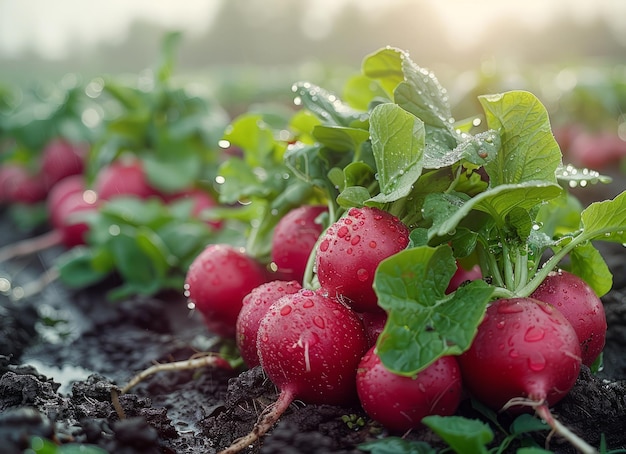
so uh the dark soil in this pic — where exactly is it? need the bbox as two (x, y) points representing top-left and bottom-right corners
(1, 201), (625, 454)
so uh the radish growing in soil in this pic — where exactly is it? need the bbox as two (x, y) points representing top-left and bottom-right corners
(356, 347), (462, 433)
(271, 204), (327, 283)
(40, 138), (87, 189)
(531, 269), (607, 366)
(219, 289), (369, 453)
(184, 244), (268, 338)
(235, 279), (301, 367)
(458, 297), (596, 453)
(315, 206), (410, 313)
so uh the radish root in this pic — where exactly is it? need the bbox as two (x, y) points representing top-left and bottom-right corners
(501, 397), (598, 454)
(120, 353), (232, 394)
(218, 388), (295, 454)
(0, 230), (63, 264)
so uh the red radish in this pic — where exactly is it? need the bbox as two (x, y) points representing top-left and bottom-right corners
(315, 206), (410, 313)
(220, 290), (368, 453)
(50, 191), (98, 248)
(184, 244), (268, 338)
(271, 205), (327, 282)
(531, 269), (607, 366)
(46, 175), (89, 228)
(235, 279), (302, 367)
(446, 263), (482, 294)
(359, 310), (387, 347)
(0, 164), (47, 204)
(40, 138), (87, 189)
(459, 297), (581, 412)
(94, 159), (159, 201)
(356, 347), (462, 433)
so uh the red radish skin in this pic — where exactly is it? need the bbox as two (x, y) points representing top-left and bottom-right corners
(531, 269), (607, 366)
(46, 175), (89, 228)
(40, 139), (87, 189)
(446, 263), (482, 294)
(359, 310), (387, 347)
(356, 347), (462, 433)
(315, 206), (410, 313)
(0, 164), (48, 204)
(184, 244), (268, 338)
(235, 280), (302, 367)
(94, 159), (159, 201)
(220, 290), (368, 453)
(271, 205), (328, 282)
(51, 192), (98, 248)
(458, 297), (582, 412)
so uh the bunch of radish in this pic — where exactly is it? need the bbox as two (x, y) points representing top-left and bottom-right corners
(180, 46), (626, 454)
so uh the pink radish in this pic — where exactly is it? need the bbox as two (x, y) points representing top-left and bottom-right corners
(94, 158), (159, 201)
(235, 279), (302, 367)
(531, 269), (607, 366)
(315, 206), (410, 313)
(0, 164), (47, 204)
(40, 138), (87, 189)
(219, 290), (368, 453)
(458, 297), (581, 412)
(271, 205), (327, 282)
(184, 244), (268, 338)
(359, 310), (387, 347)
(446, 263), (482, 294)
(458, 298), (596, 453)
(356, 347), (462, 433)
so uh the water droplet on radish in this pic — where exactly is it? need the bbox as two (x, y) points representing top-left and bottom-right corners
(337, 226), (349, 238)
(313, 316), (325, 329)
(280, 305), (292, 316)
(303, 299), (315, 308)
(356, 268), (369, 282)
(497, 302), (524, 314)
(524, 326), (545, 342)
(351, 235), (361, 246)
(369, 241), (377, 248)
(528, 351), (546, 371)
(319, 240), (330, 252)
(301, 289), (315, 297)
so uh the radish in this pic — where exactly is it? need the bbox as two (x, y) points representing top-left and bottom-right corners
(0, 176), (98, 264)
(184, 244), (268, 338)
(315, 206), (410, 313)
(219, 289), (368, 453)
(271, 205), (327, 283)
(356, 347), (462, 433)
(40, 138), (87, 189)
(458, 298), (597, 453)
(94, 158), (159, 201)
(235, 279), (302, 367)
(359, 310), (387, 347)
(446, 263), (482, 294)
(0, 164), (47, 204)
(530, 269), (607, 366)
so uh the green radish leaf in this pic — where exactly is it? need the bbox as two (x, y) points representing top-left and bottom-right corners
(422, 415), (494, 454)
(142, 151), (202, 193)
(56, 247), (111, 288)
(556, 163), (612, 186)
(509, 414), (549, 436)
(343, 74), (390, 110)
(358, 437), (436, 454)
(361, 47), (404, 99)
(292, 82), (364, 127)
(217, 157), (280, 204)
(569, 242), (613, 297)
(368, 103), (424, 203)
(312, 125), (370, 152)
(374, 245), (493, 375)
(479, 91), (562, 186)
(580, 190), (626, 243)
(223, 114), (274, 164)
(337, 186), (371, 208)
(535, 190), (583, 238)
(425, 182), (563, 240)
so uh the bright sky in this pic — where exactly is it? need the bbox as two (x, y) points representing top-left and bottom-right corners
(0, 0), (624, 59)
